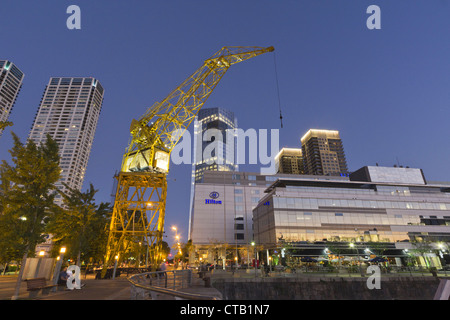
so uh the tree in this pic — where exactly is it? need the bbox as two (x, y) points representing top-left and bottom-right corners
(0, 132), (61, 300)
(409, 238), (435, 269)
(47, 183), (112, 267)
(0, 121), (13, 132)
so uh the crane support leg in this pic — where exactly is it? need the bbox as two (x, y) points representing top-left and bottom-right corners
(102, 172), (167, 278)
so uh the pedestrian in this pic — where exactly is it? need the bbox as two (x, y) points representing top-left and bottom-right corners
(159, 260), (167, 278)
(58, 267), (69, 285)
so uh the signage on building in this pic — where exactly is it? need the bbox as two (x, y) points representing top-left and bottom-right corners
(205, 191), (222, 204)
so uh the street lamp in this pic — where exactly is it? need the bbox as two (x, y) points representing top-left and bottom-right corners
(350, 242), (362, 274)
(251, 241), (257, 278)
(171, 226), (182, 267)
(51, 247), (66, 291)
(112, 255), (119, 280)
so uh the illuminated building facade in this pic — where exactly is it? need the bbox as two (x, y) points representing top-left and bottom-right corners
(275, 148), (304, 174)
(301, 129), (348, 176)
(189, 170), (347, 265)
(188, 107), (238, 237)
(253, 166), (450, 267)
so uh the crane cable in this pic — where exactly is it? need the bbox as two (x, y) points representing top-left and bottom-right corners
(273, 51), (283, 128)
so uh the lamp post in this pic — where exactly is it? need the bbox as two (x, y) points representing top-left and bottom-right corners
(350, 242), (362, 275)
(51, 247), (66, 291)
(251, 241), (257, 278)
(112, 255), (119, 280)
(172, 226), (182, 267)
(33, 250), (46, 279)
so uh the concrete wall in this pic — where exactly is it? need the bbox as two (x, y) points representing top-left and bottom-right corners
(211, 276), (442, 300)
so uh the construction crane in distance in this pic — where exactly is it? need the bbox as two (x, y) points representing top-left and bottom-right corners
(102, 46), (274, 276)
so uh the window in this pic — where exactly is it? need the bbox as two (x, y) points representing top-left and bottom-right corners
(234, 233), (245, 240)
(234, 189), (243, 194)
(248, 175), (256, 180)
(335, 213), (343, 216)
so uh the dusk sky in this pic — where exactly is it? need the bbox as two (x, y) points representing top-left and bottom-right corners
(2, 1), (450, 249)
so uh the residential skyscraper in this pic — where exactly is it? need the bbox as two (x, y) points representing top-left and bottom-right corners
(29, 77), (104, 205)
(189, 107), (238, 237)
(0, 60), (24, 135)
(300, 129), (348, 176)
(274, 148), (304, 174)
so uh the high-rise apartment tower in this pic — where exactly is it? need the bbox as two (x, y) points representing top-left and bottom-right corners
(301, 129), (348, 176)
(29, 77), (104, 205)
(274, 148), (304, 174)
(0, 60), (24, 136)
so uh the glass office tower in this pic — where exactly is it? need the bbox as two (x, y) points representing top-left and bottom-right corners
(188, 107), (238, 237)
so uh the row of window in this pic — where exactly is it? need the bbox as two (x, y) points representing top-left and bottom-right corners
(232, 174), (278, 181)
(272, 197), (450, 211)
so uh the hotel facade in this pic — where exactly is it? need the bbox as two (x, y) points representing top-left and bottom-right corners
(189, 170), (347, 266)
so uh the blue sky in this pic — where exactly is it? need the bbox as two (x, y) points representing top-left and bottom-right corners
(2, 1), (450, 249)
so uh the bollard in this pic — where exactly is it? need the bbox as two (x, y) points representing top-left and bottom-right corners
(204, 277), (211, 288)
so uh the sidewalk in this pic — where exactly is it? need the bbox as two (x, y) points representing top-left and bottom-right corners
(1, 272), (222, 300)
(0, 274), (131, 300)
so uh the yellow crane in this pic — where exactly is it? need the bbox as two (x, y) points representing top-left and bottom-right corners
(103, 46), (274, 275)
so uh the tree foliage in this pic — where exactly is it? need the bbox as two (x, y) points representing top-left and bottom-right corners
(46, 183), (112, 265)
(0, 132), (61, 261)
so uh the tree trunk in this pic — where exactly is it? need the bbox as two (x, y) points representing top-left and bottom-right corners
(76, 250), (81, 267)
(11, 249), (28, 300)
(2, 262), (7, 275)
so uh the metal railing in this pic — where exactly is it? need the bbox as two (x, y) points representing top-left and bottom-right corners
(212, 265), (450, 279)
(128, 269), (219, 300)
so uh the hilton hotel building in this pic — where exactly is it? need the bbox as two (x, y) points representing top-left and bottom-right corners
(189, 170), (347, 264)
(191, 166), (450, 268)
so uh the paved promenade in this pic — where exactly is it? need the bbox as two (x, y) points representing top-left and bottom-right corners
(0, 272), (221, 300)
(0, 274), (132, 300)
(1, 268), (446, 300)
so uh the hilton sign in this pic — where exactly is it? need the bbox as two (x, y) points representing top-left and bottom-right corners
(205, 191), (222, 204)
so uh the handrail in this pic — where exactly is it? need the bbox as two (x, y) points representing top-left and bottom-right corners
(128, 269), (219, 300)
